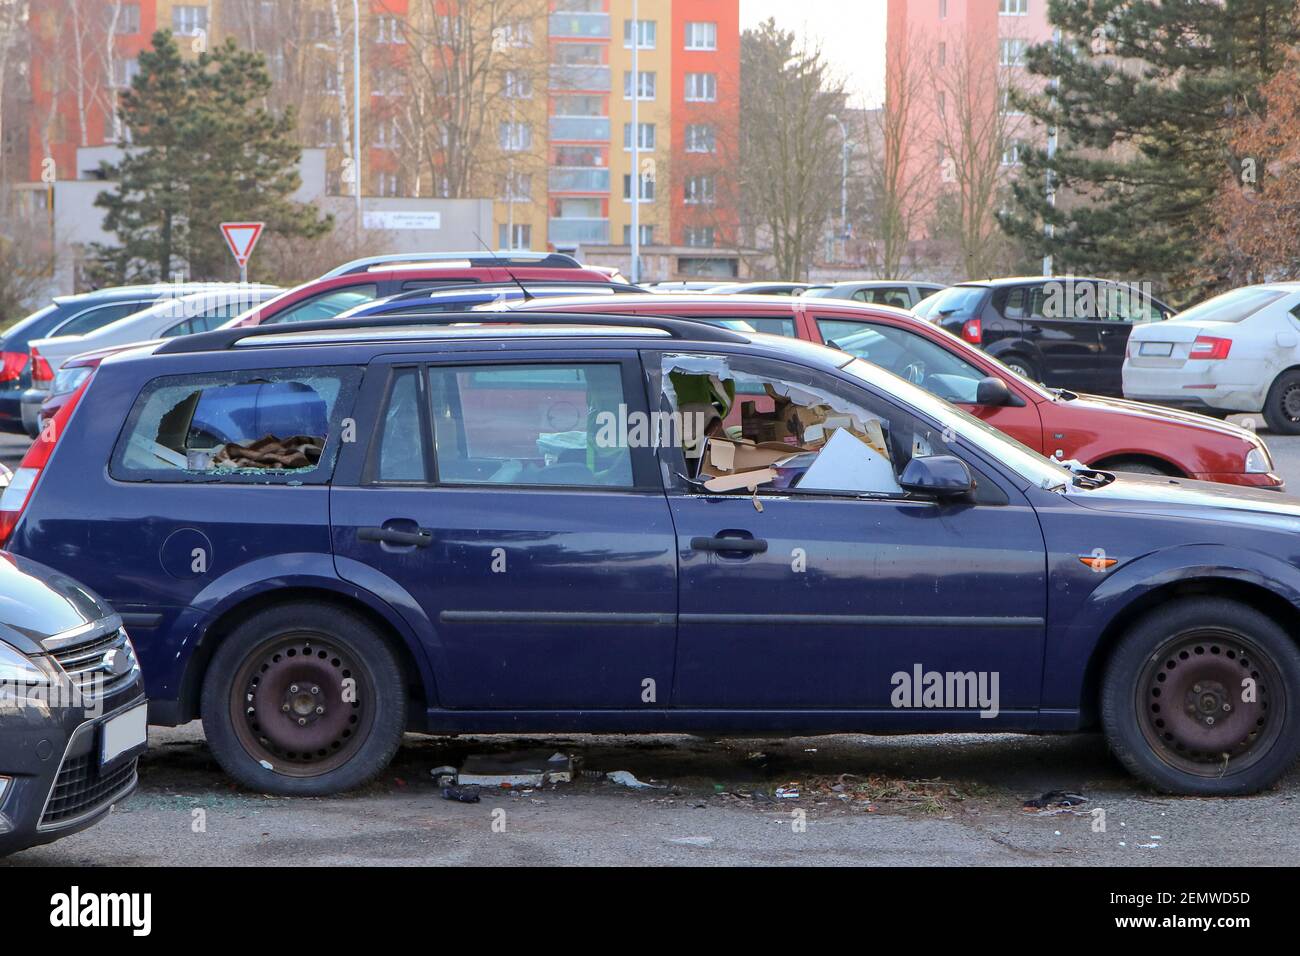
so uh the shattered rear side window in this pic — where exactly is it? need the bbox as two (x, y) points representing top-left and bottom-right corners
(110, 366), (362, 484)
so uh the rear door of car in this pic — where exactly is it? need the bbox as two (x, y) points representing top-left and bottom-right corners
(330, 349), (679, 711)
(1001, 282), (1103, 391)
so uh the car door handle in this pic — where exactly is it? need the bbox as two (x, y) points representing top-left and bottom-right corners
(691, 535), (768, 554)
(358, 526), (433, 548)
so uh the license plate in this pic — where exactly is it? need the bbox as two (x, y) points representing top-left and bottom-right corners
(1140, 342), (1174, 357)
(101, 703), (148, 767)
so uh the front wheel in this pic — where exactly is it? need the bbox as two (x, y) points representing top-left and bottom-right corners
(1263, 370), (1300, 435)
(201, 601), (407, 796)
(1101, 598), (1300, 795)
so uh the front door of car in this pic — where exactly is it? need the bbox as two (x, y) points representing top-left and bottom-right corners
(650, 350), (1047, 716)
(331, 351), (678, 710)
(810, 314), (1045, 452)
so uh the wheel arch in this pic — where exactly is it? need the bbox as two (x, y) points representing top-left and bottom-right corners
(1089, 453), (1187, 478)
(177, 584), (432, 726)
(1078, 576), (1300, 728)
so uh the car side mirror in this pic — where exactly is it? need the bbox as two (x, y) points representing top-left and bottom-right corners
(975, 376), (1013, 406)
(899, 455), (974, 498)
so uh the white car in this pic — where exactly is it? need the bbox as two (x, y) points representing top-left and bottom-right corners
(1124, 282), (1300, 433)
(22, 285), (280, 431)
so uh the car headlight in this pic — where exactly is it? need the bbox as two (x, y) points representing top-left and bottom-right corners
(0, 640), (53, 684)
(1246, 446), (1274, 474)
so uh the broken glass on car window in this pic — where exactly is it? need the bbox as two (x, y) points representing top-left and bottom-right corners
(111, 366), (362, 483)
(661, 353), (938, 497)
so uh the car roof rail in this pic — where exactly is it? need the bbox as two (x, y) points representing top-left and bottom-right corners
(320, 251), (584, 278)
(153, 311), (751, 354)
(386, 280), (647, 301)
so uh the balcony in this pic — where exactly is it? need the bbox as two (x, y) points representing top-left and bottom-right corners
(549, 116), (611, 142)
(549, 218), (610, 244)
(549, 65), (611, 92)
(549, 12), (610, 39)
(549, 167), (611, 193)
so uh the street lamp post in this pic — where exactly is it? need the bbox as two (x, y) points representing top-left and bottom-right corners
(630, 0), (641, 283)
(828, 113), (850, 263)
(353, 0), (363, 247)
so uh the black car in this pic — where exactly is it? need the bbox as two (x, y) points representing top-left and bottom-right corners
(0, 554), (146, 856)
(926, 277), (1174, 396)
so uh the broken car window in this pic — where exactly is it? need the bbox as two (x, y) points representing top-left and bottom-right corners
(660, 352), (956, 497)
(111, 366), (361, 484)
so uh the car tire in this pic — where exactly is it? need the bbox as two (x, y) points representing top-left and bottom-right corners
(201, 601), (407, 796)
(1096, 458), (1176, 477)
(1000, 354), (1038, 382)
(1101, 597), (1300, 795)
(1263, 370), (1300, 435)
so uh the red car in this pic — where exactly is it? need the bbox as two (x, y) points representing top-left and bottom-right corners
(228, 252), (619, 328)
(35, 253), (621, 427)
(509, 294), (1282, 489)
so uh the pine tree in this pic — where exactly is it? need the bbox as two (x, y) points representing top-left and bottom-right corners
(91, 30), (331, 283)
(999, 0), (1300, 299)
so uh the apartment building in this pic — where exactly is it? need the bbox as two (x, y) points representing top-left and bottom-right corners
(22, 0), (739, 278)
(885, 0), (1053, 238)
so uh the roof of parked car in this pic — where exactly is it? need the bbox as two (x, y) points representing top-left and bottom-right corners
(52, 282), (262, 304)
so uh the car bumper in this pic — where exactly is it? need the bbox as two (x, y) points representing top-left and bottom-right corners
(1123, 364), (1268, 414)
(0, 690), (147, 857)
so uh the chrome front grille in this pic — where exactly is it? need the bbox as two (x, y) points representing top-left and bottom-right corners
(48, 626), (139, 699)
(39, 751), (138, 828)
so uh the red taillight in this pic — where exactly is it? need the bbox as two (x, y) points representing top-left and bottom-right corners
(961, 318), (982, 344)
(30, 347), (52, 385)
(0, 378), (87, 547)
(0, 351), (27, 383)
(1188, 335), (1232, 360)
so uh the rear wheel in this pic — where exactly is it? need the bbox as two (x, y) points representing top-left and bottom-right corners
(1263, 370), (1300, 435)
(1101, 598), (1300, 795)
(1000, 353), (1038, 382)
(201, 601), (406, 796)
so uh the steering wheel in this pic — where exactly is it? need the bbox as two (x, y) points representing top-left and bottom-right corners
(901, 361), (926, 385)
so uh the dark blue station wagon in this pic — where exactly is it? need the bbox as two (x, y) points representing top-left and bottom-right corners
(6, 313), (1300, 797)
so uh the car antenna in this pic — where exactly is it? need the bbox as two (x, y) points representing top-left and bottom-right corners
(474, 232), (534, 302)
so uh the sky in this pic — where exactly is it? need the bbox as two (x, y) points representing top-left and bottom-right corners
(739, 0), (888, 108)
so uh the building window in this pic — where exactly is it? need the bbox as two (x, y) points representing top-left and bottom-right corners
(1000, 88), (1023, 115)
(937, 41), (946, 66)
(684, 22), (717, 51)
(172, 5), (208, 36)
(1001, 141), (1024, 166)
(375, 15), (405, 43)
(375, 117), (400, 149)
(685, 124), (716, 153)
(684, 226), (715, 247)
(999, 0), (1029, 14)
(623, 71), (656, 100)
(501, 171), (532, 201)
(375, 171), (401, 197)
(504, 70), (533, 99)
(115, 3), (141, 34)
(112, 57), (140, 89)
(372, 65), (403, 96)
(498, 223), (532, 250)
(499, 122), (532, 151)
(685, 72), (716, 102)
(623, 19), (656, 49)
(553, 94), (603, 116)
(623, 173), (655, 202)
(936, 90), (945, 118)
(317, 114), (339, 146)
(623, 224), (655, 245)
(497, 20), (534, 47)
(999, 38), (1027, 66)
(623, 122), (656, 150)
(684, 175), (715, 205)
(939, 0), (948, 18)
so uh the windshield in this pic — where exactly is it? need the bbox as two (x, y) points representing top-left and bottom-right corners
(1174, 286), (1289, 324)
(924, 285), (987, 317)
(840, 357), (1073, 489)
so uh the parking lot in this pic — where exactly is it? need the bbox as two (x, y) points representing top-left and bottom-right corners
(0, 418), (1296, 867)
